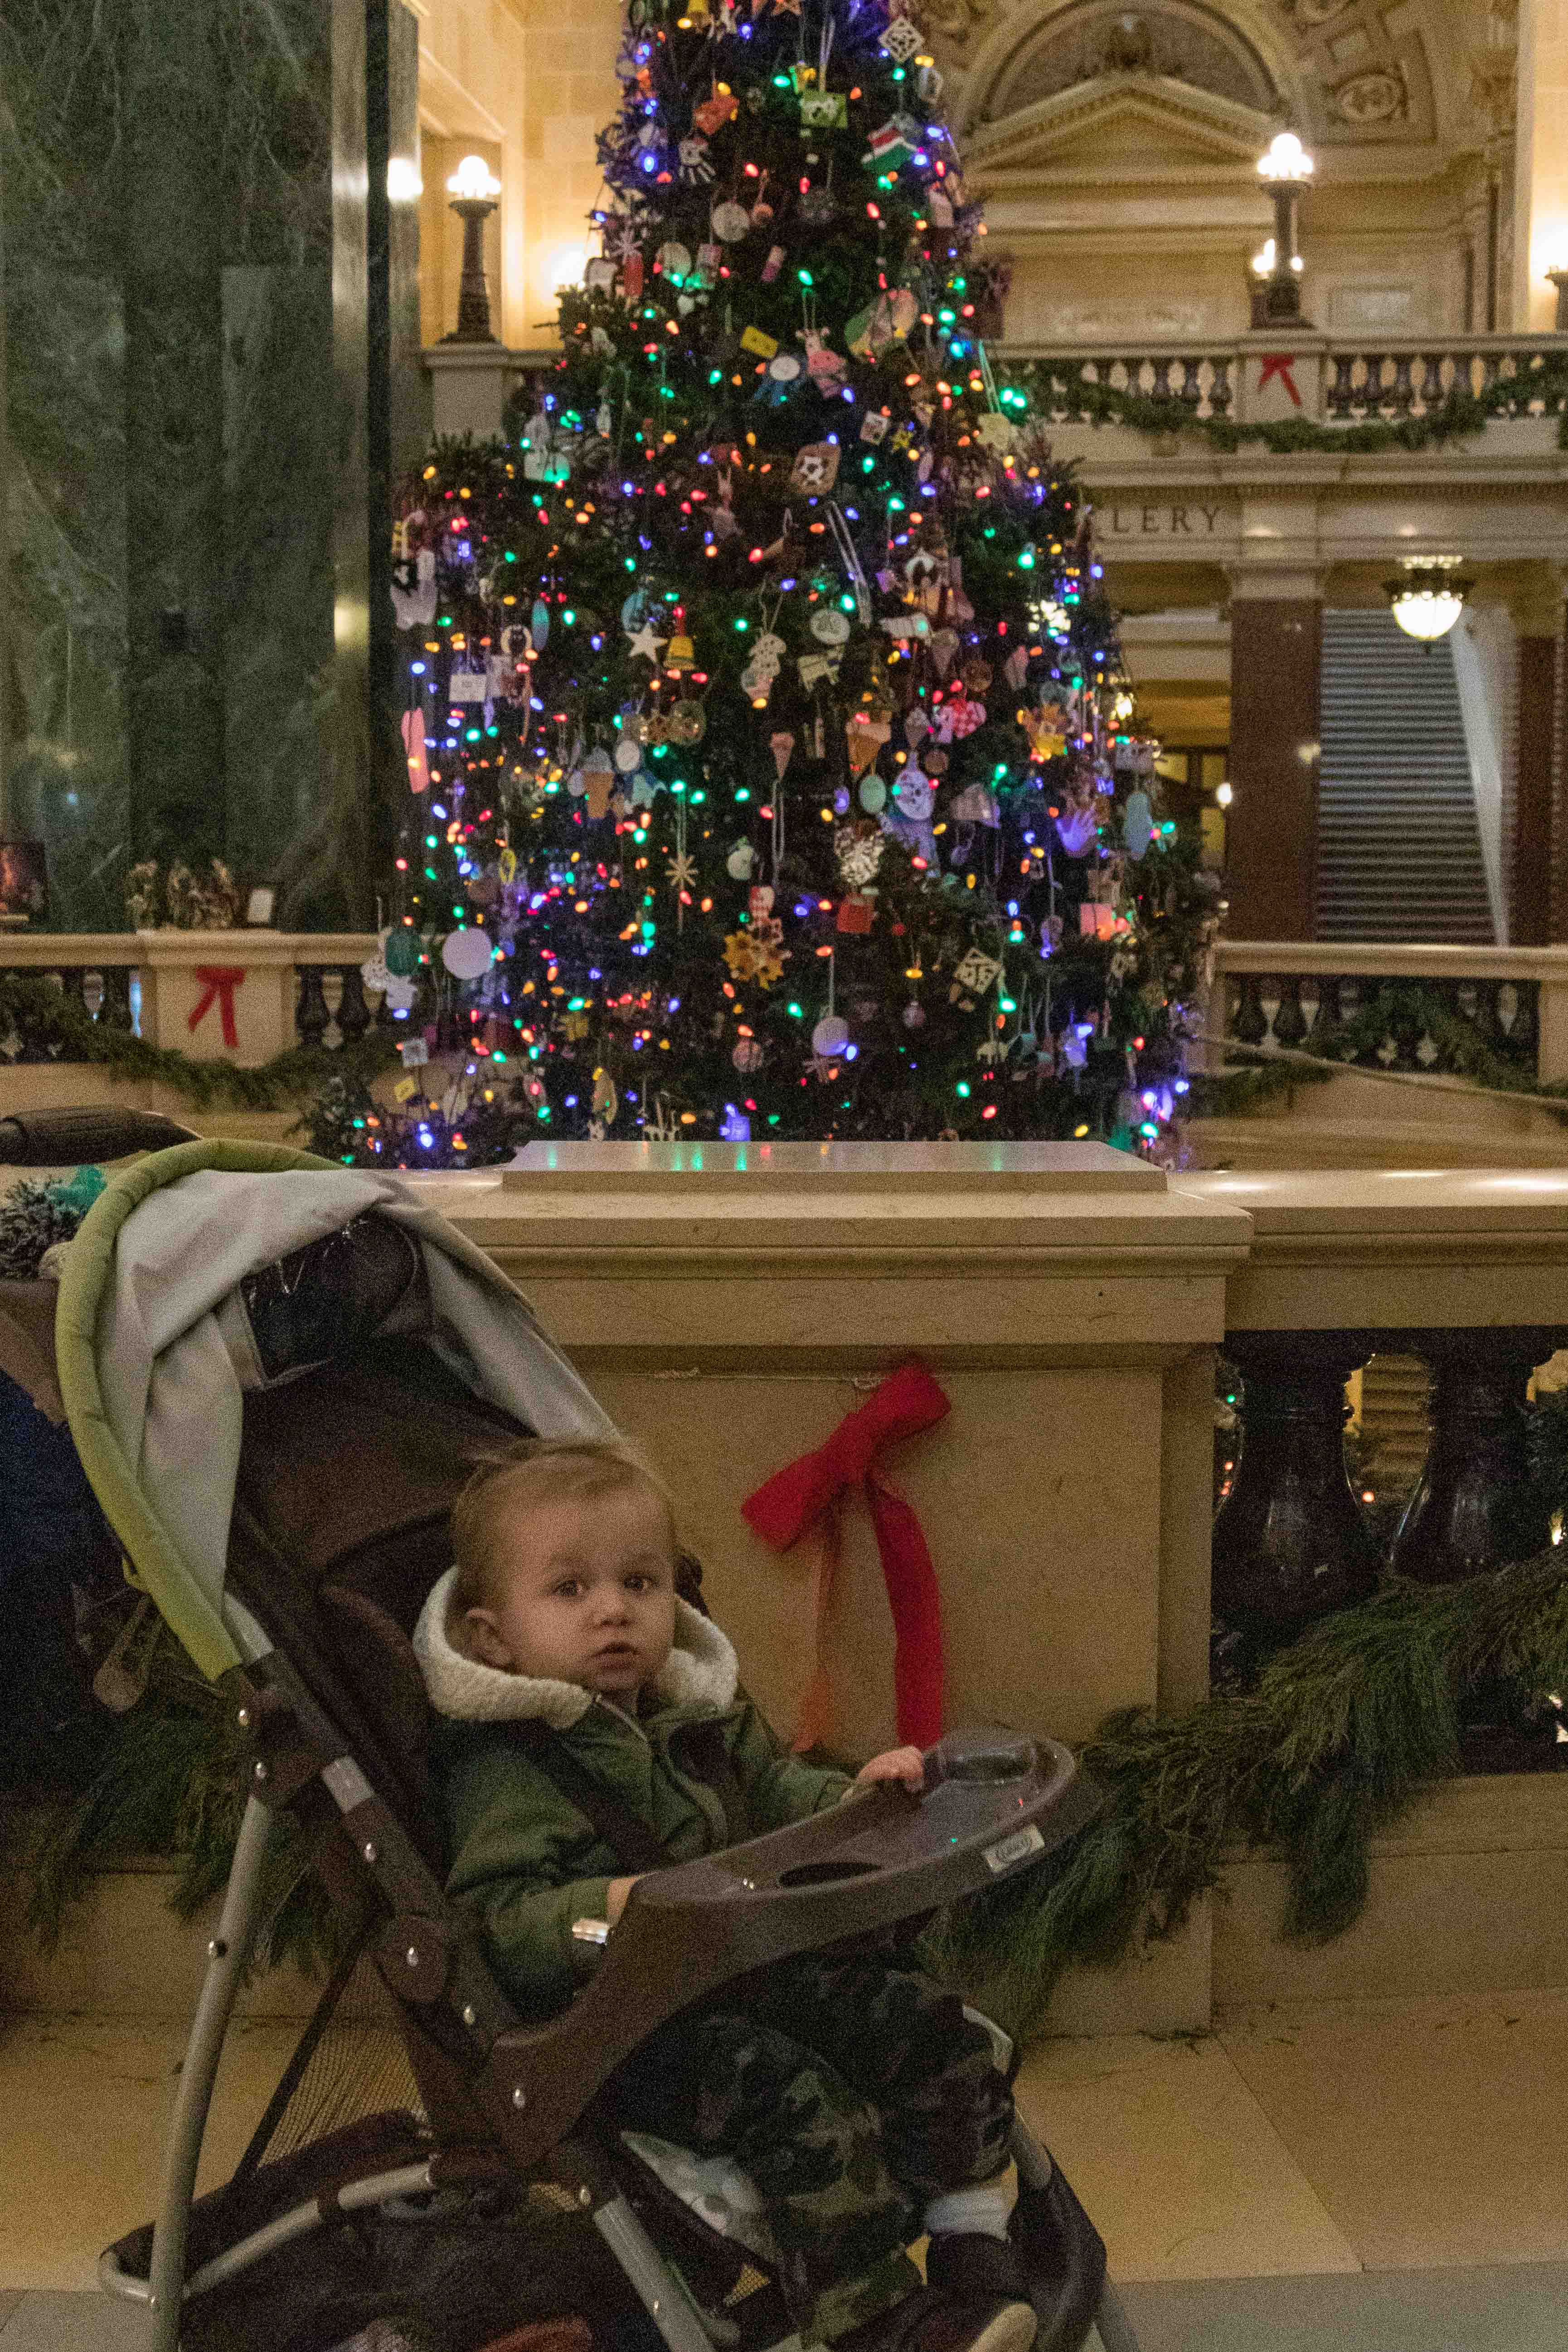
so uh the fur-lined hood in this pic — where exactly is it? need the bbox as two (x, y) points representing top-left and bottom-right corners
(413, 1565), (740, 1728)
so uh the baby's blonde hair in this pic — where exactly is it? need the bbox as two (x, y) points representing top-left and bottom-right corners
(449, 1436), (677, 1616)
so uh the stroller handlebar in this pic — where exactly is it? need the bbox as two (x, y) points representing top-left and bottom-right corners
(484, 1732), (1098, 2168)
(0, 1106), (201, 1166)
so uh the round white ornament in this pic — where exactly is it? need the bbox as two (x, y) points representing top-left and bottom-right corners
(810, 606), (850, 645)
(360, 943), (391, 994)
(440, 926), (494, 981)
(768, 353), (802, 382)
(726, 841), (756, 879)
(614, 734), (643, 773)
(658, 241), (693, 281)
(812, 1014), (850, 1057)
(567, 768), (588, 797)
(711, 200), (751, 242)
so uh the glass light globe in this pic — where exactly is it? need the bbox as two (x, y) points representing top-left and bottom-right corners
(447, 154), (501, 201)
(1258, 131), (1313, 182)
(1390, 590), (1465, 641)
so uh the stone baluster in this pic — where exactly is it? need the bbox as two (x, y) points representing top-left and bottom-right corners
(1326, 354), (1357, 418)
(296, 965), (330, 1050)
(100, 967), (135, 1031)
(336, 965), (372, 1046)
(1386, 989), (1424, 1070)
(1231, 971), (1269, 1048)
(1211, 1331), (1379, 1664)
(1150, 355), (1174, 400)
(1208, 355), (1234, 415)
(1270, 972), (1308, 1049)
(1176, 358), (1202, 410)
(1389, 351), (1415, 413)
(1388, 1327), (1567, 1767)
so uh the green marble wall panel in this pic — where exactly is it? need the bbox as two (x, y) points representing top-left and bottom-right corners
(1, 0), (357, 930)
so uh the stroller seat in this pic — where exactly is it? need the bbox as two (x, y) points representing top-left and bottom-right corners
(0, 1122), (1140, 2352)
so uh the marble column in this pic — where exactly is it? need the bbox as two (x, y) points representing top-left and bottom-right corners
(1513, 0), (1568, 332)
(1223, 571), (1324, 940)
(1513, 625), (1557, 945)
(123, 0), (227, 871)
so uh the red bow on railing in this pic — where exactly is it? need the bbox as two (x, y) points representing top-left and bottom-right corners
(187, 965), (247, 1051)
(1256, 352), (1304, 408)
(742, 1360), (950, 1752)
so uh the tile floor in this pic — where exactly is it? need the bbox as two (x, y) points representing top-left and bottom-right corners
(2, 1992), (1566, 2347)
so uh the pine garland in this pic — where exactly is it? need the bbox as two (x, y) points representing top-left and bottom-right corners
(0, 970), (398, 1114)
(926, 1553), (1568, 2043)
(1012, 354), (1568, 456)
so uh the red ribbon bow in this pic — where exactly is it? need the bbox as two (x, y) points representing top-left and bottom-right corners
(742, 1360), (949, 1752)
(187, 965), (246, 1051)
(1256, 352), (1303, 408)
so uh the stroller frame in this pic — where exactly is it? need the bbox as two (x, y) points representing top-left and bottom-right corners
(0, 1111), (1141, 2352)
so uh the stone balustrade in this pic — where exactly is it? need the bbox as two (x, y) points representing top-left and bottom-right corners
(0, 931), (384, 1070)
(1001, 332), (1568, 433)
(365, 1141), (1568, 2025)
(1211, 941), (1568, 1089)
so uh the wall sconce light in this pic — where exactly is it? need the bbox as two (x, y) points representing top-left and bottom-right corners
(443, 155), (502, 344)
(1215, 779), (1234, 808)
(1252, 132), (1314, 327)
(1547, 262), (1568, 332)
(1385, 557), (1472, 642)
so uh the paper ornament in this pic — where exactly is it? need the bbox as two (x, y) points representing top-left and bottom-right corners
(949, 781), (1000, 826)
(693, 86), (739, 135)
(800, 88), (848, 128)
(836, 893), (875, 935)
(584, 256), (617, 293)
(864, 114), (920, 170)
(657, 241), (693, 282)
(858, 775), (888, 813)
(790, 441), (840, 495)
(726, 841), (756, 879)
(974, 411), (1018, 454)
(879, 15), (922, 61)
(668, 698), (706, 744)
(761, 244), (786, 283)
(739, 323), (779, 359)
(930, 627), (961, 678)
(951, 946), (1003, 996)
(860, 410), (891, 444)
(893, 767), (935, 821)
(622, 252), (644, 302)
(1054, 804), (1100, 857)
(768, 351), (803, 381)
(812, 1014), (850, 1057)
(613, 733), (643, 773)
(441, 926), (494, 981)
(798, 184), (837, 228)
(797, 648), (841, 689)
(711, 199), (751, 241)
(401, 708), (430, 795)
(803, 328), (845, 389)
(810, 606), (850, 644)
(749, 883), (777, 916)
(383, 975), (417, 1014)
(585, 766), (614, 822)
(667, 633), (696, 670)
(903, 1000), (926, 1030)
(732, 1037), (766, 1073)
(679, 137), (714, 184)
(1122, 788), (1155, 858)
(694, 240), (722, 286)
(770, 730), (796, 777)
(360, 941), (392, 994)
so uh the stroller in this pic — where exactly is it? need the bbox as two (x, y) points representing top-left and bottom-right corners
(0, 1105), (1141, 2352)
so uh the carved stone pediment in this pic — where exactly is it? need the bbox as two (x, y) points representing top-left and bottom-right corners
(965, 71), (1280, 179)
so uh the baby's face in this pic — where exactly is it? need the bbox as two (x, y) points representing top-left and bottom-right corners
(462, 1483), (678, 1698)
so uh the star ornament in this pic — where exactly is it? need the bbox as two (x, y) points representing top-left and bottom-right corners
(667, 851), (698, 892)
(626, 618), (669, 663)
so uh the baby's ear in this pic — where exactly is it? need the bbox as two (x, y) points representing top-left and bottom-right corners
(462, 1608), (515, 1671)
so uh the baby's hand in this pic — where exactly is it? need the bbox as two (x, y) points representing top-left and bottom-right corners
(854, 1745), (926, 1794)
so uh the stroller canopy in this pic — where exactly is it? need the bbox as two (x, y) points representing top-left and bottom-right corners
(52, 1141), (615, 1680)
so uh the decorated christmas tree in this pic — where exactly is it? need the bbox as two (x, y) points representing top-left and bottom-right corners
(367, 0), (1214, 1162)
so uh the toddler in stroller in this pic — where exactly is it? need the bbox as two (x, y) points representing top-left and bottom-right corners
(417, 1436), (1034, 2352)
(0, 1112), (1137, 2352)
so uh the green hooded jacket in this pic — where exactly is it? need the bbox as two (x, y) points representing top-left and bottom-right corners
(415, 1567), (852, 2020)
